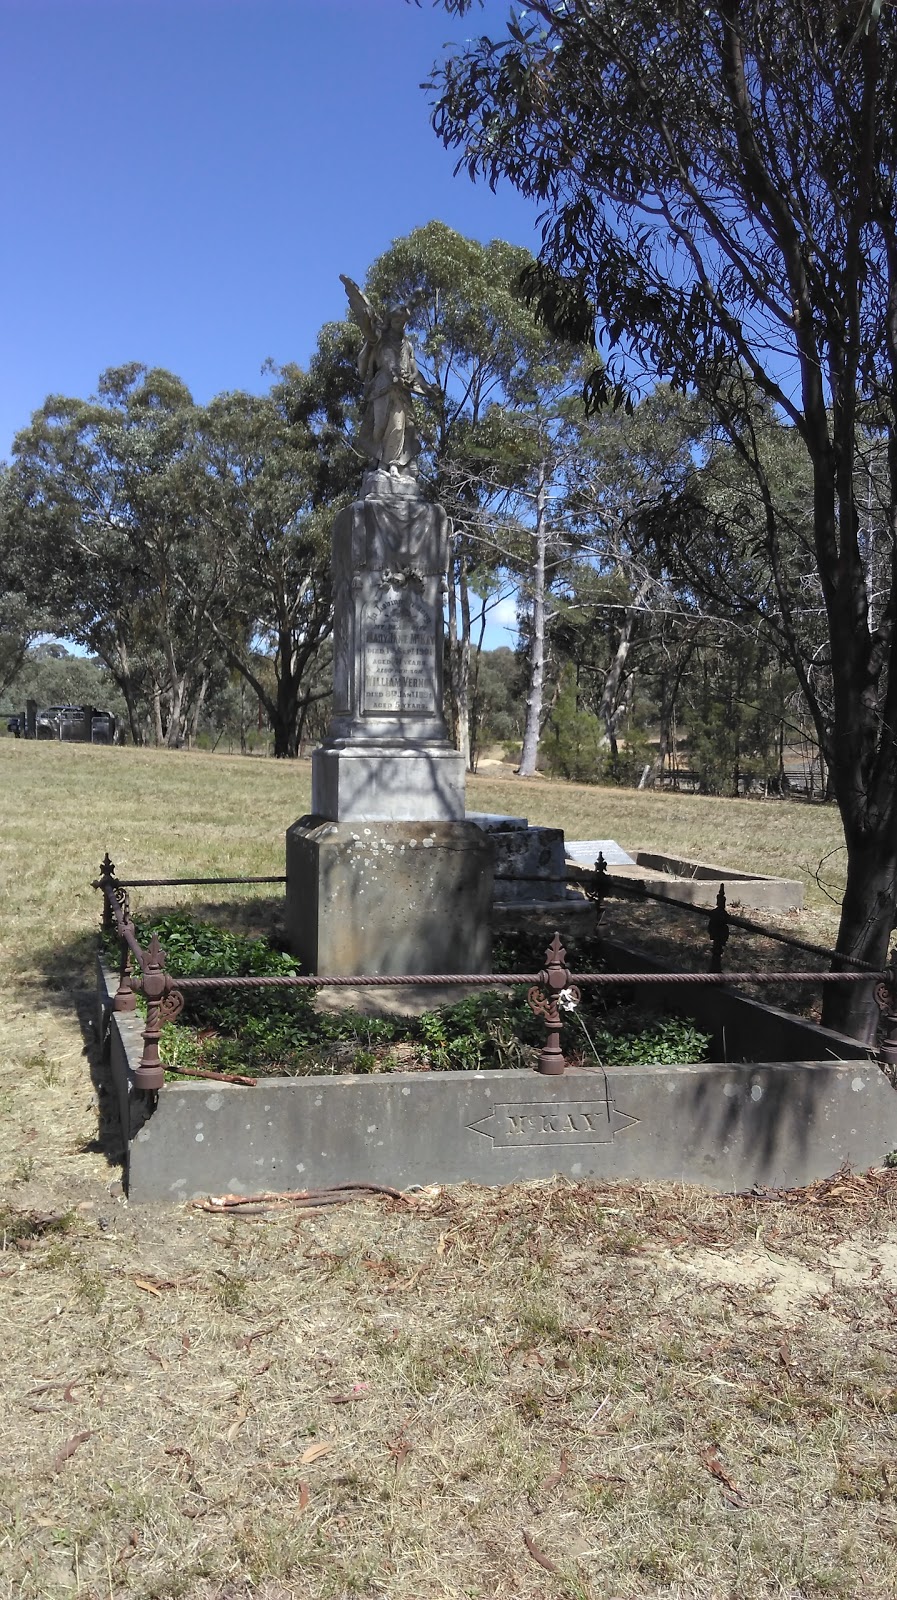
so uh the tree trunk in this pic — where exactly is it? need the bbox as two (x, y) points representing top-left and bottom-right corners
(822, 838), (897, 1040)
(445, 550), (461, 749)
(186, 672), (208, 748)
(598, 580), (649, 754)
(639, 719), (669, 789)
(271, 634), (301, 758)
(151, 683), (164, 747)
(109, 669), (143, 748)
(101, 633), (144, 746)
(518, 471), (548, 778)
(457, 553), (472, 770)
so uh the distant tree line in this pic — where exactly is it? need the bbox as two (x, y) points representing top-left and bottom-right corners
(1, 221), (831, 795)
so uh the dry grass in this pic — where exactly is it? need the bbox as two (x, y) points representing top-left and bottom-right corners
(2, 738), (893, 1600)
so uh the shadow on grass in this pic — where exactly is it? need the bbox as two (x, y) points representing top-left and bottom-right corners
(24, 897), (286, 1170)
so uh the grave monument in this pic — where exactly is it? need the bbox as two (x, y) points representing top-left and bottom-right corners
(285, 277), (493, 976)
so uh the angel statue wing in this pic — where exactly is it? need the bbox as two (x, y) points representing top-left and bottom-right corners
(339, 274), (374, 340)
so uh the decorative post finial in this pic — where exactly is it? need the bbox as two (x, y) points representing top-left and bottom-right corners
(97, 851), (117, 932)
(590, 851), (609, 940)
(708, 884), (730, 973)
(528, 932), (581, 1074)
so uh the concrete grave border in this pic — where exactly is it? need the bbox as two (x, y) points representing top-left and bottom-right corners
(97, 956), (897, 1204)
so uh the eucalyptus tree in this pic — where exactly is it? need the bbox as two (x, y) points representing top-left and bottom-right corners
(193, 334), (360, 758)
(428, 0), (897, 1037)
(0, 466), (45, 702)
(461, 388), (591, 775)
(8, 365), (222, 745)
(361, 221), (589, 768)
(566, 385), (712, 761)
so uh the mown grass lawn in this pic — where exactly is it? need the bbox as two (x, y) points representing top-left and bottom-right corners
(4, 739), (895, 1600)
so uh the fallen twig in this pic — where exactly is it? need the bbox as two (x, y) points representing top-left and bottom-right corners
(192, 1182), (407, 1213)
(523, 1530), (560, 1574)
(540, 1449), (571, 1495)
(166, 1065), (257, 1087)
(49, 1430), (92, 1475)
(700, 1445), (747, 1507)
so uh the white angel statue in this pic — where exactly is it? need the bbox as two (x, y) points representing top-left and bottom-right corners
(340, 274), (435, 474)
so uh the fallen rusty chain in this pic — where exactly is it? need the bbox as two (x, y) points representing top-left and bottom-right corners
(163, 1064), (257, 1087)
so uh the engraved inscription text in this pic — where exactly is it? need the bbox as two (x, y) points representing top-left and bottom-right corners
(363, 591), (437, 714)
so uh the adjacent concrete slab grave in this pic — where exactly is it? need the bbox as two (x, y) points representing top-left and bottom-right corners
(567, 839), (637, 868)
(568, 848), (804, 911)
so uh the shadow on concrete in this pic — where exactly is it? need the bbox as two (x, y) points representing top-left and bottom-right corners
(601, 937), (886, 1182)
(25, 896), (287, 1172)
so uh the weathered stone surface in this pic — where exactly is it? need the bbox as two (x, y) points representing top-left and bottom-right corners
(98, 958), (897, 1202)
(567, 839), (637, 868)
(466, 811), (529, 829)
(285, 817), (494, 976)
(312, 744), (465, 823)
(312, 489), (462, 822)
(339, 275), (431, 474)
(494, 826), (569, 903)
(632, 851), (803, 911)
(117, 1045), (897, 1203)
(467, 813), (575, 904)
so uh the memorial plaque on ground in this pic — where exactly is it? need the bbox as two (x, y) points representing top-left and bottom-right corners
(566, 839), (636, 868)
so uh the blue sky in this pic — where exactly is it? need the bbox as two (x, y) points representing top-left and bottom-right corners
(2, 0), (534, 641)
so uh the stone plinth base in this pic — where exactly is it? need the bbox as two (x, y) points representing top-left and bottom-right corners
(312, 744), (465, 822)
(471, 816), (571, 904)
(285, 817), (493, 976)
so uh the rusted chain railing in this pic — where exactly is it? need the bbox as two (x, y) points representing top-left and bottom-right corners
(584, 852), (881, 973)
(94, 854), (897, 1093)
(110, 875), (287, 888)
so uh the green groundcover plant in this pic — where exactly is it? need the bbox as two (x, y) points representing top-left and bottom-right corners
(110, 912), (711, 1079)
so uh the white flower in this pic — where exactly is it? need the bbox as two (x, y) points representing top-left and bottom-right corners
(558, 987), (579, 1012)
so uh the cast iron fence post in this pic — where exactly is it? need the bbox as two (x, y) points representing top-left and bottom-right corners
(528, 932), (580, 1075)
(97, 852), (116, 934)
(589, 851), (609, 940)
(134, 934), (184, 1092)
(708, 884), (730, 973)
(874, 949), (897, 1069)
(112, 957), (137, 1014)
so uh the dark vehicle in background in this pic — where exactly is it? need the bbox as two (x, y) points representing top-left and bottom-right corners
(5, 701), (119, 743)
(58, 705), (93, 741)
(36, 704), (72, 739)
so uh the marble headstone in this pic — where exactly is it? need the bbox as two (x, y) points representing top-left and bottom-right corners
(312, 469), (465, 822)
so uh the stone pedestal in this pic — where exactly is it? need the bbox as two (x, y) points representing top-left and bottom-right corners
(468, 813), (571, 904)
(313, 744), (465, 824)
(287, 469), (491, 980)
(286, 817), (493, 976)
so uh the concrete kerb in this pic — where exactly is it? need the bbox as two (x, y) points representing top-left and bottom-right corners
(96, 955), (897, 1204)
